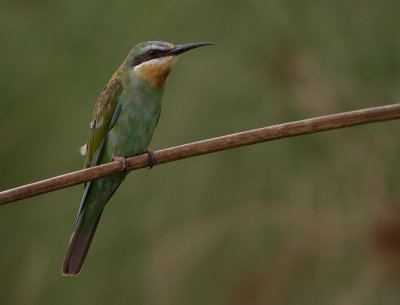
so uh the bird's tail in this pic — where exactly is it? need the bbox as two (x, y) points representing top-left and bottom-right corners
(62, 211), (103, 276)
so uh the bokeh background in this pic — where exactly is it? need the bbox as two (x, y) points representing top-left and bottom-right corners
(1, 0), (400, 304)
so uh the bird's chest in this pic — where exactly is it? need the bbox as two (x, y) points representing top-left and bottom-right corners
(106, 85), (163, 158)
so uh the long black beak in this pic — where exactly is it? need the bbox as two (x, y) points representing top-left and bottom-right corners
(166, 42), (215, 56)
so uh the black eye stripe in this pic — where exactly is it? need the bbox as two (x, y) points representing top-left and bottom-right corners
(131, 49), (168, 66)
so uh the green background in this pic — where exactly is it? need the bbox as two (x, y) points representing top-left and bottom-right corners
(1, 0), (400, 304)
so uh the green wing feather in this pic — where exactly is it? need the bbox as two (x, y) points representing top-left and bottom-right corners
(84, 76), (124, 169)
(63, 75), (125, 276)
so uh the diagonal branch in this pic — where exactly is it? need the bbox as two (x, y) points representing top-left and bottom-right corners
(1, 103), (399, 205)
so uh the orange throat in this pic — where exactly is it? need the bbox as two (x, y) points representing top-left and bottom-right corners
(134, 56), (178, 87)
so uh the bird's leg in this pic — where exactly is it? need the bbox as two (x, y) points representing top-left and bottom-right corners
(144, 150), (158, 169)
(112, 156), (130, 173)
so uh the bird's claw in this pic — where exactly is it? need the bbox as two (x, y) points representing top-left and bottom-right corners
(144, 150), (158, 169)
(112, 156), (130, 173)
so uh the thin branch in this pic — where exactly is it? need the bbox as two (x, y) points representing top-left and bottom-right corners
(1, 103), (399, 205)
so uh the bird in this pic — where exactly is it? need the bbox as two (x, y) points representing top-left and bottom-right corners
(62, 41), (214, 276)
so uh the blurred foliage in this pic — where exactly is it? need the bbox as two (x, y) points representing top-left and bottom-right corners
(1, 0), (400, 304)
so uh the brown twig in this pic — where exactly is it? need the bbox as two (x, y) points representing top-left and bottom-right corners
(1, 103), (399, 205)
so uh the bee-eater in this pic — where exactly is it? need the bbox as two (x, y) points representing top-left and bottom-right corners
(62, 41), (214, 276)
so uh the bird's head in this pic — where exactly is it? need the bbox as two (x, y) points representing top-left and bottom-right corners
(122, 41), (214, 87)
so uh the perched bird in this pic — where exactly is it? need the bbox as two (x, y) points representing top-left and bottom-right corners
(62, 41), (214, 276)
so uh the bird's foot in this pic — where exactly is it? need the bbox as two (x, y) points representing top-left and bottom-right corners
(144, 150), (158, 169)
(112, 156), (130, 173)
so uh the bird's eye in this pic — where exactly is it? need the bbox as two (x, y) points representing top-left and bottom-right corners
(147, 49), (156, 56)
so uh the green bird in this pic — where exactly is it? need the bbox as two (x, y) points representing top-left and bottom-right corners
(62, 41), (214, 276)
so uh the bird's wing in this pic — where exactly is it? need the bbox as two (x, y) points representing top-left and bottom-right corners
(84, 77), (124, 169)
(62, 76), (124, 276)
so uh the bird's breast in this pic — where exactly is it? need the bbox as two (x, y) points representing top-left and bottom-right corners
(104, 83), (163, 160)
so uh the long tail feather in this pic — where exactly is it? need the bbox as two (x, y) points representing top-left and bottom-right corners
(62, 211), (103, 276)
